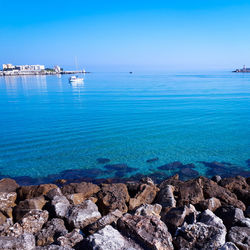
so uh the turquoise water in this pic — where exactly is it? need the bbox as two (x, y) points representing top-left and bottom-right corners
(0, 72), (250, 183)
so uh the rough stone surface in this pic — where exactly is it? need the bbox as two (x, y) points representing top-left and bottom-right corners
(129, 183), (159, 210)
(134, 204), (162, 218)
(0, 192), (17, 218)
(61, 182), (100, 197)
(57, 229), (83, 248)
(215, 205), (245, 229)
(88, 225), (142, 250)
(45, 188), (63, 200)
(0, 178), (19, 193)
(118, 213), (174, 250)
(227, 226), (250, 250)
(66, 193), (87, 205)
(13, 196), (47, 221)
(156, 184), (176, 208)
(17, 184), (58, 200)
(245, 206), (250, 218)
(66, 200), (101, 229)
(197, 197), (221, 212)
(85, 209), (123, 234)
(219, 242), (239, 250)
(162, 204), (198, 234)
(97, 183), (130, 215)
(35, 245), (73, 250)
(175, 222), (226, 249)
(51, 195), (70, 218)
(212, 175), (222, 183)
(0, 233), (35, 250)
(36, 218), (68, 246)
(20, 209), (49, 234)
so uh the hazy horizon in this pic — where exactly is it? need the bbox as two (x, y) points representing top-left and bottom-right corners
(1, 0), (250, 71)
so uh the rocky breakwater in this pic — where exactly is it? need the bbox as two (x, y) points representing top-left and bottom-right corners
(0, 175), (249, 249)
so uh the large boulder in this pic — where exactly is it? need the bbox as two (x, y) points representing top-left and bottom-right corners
(129, 180), (159, 210)
(87, 225), (142, 250)
(17, 184), (58, 200)
(61, 182), (100, 198)
(19, 209), (49, 235)
(66, 200), (101, 229)
(97, 183), (130, 215)
(36, 218), (68, 246)
(215, 205), (245, 229)
(13, 196), (47, 221)
(84, 209), (123, 235)
(197, 197), (221, 212)
(162, 204), (199, 234)
(0, 233), (35, 250)
(155, 184), (176, 208)
(0, 178), (19, 193)
(118, 214), (174, 250)
(51, 195), (70, 218)
(227, 226), (250, 249)
(57, 229), (83, 248)
(174, 222), (226, 249)
(0, 192), (17, 218)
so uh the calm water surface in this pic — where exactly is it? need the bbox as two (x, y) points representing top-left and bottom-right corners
(0, 72), (250, 183)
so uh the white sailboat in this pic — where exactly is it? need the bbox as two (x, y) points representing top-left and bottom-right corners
(69, 57), (84, 83)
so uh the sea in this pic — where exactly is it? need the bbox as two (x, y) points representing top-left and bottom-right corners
(0, 71), (250, 184)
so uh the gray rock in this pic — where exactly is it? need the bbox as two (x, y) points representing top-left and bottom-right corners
(36, 218), (68, 246)
(199, 209), (226, 230)
(66, 200), (101, 229)
(51, 195), (70, 218)
(212, 175), (222, 183)
(46, 188), (63, 200)
(227, 226), (250, 249)
(215, 205), (245, 229)
(0, 221), (23, 237)
(88, 225), (142, 250)
(175, 222), (226, 249)
(85, 209), (123, 234)
(156, 184), (176, 208)
(118, 214), (174, 250)
(236, 217), (250, 228)
(134, 204), (162, 218)
(0, 233), (35, 250)
(36, 245), (73, 250)
(219, 242), (239, 250)
(0, 192), (16, 218)
(57, 229), (83, 247)
(20, 209), (49, 235)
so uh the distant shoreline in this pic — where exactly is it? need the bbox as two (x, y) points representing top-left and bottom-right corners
(0, 71), (90, 77)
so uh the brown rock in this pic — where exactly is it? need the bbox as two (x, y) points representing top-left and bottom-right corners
(57, 229), (83, 248)
(0, 192), (17, 218)
(17, 184), (58, 200)
(197, 197), (221, 212)
(66, 193), (87, 205)
(118, 214), (174, 250)
(97, 183), (130, 215)
(0, 212), (7, 224)
(13, 196), (47, 221)
(228, 226), (250, 250)
(61, 182), (100, 197)
(129, 183), (159, 210)
(0, 178), (19, 193)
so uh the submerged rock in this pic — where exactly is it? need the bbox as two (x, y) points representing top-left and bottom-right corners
(146, 157), (159, 163)
(158, 161), (183, 170)
(97, 158), (110, 164)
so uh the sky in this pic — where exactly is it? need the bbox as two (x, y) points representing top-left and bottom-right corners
(1, 0), (250, 71)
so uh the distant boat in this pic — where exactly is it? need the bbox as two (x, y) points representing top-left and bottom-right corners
(129, 72), (133, 74)
(69, 75), (84, 83)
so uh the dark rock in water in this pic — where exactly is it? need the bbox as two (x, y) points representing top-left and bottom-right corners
(178, 167), (199, 180)
(147, 171), (169, 183)
(0, 178), (19, 192)
(104, 164), (136, 172)
(96, 158), (110, 164)
(227, 226), (250, 249)
(158, 161), (183, 170)
(117, 213), (174, 250)
(146, 157), (159, 163)
(246, 159), (250, 166)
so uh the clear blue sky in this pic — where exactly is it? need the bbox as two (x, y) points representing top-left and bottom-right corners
(1, 0), (250, 71)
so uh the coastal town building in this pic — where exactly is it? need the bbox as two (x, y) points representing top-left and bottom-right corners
(234, 65), (250, 72)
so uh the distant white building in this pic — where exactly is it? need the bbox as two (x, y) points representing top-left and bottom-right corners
(3, 64), (15, 70)
(15, 65), (45, 71)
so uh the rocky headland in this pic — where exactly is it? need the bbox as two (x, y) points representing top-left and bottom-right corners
(0, 173), (250, 250)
